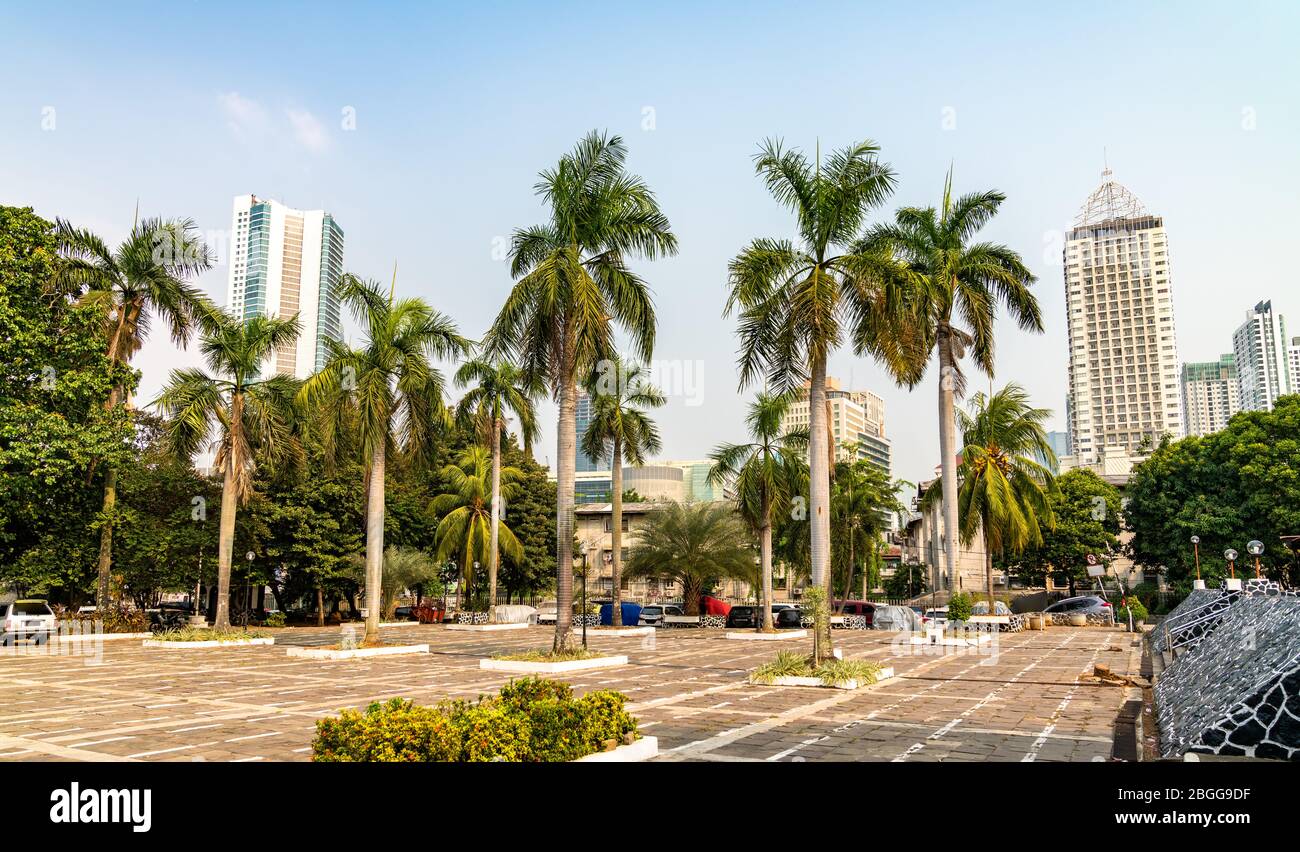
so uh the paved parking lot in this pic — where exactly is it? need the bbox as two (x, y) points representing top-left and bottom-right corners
(0, 624), (1142, 762)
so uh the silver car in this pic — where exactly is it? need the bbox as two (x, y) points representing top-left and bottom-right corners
(1043, 595), (1112, 617)
(1, 599), (56, 644)
(638, 604), (684, 626)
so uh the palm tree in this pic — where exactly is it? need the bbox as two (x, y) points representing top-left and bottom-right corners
(861, 170), (1041, 600)
(431, 446), (525, 609)
(455, 359), (541, 620)
(482, 130), (677, 651)
(301, 274), (470, 644)
(624, 501), (756, 616)
(581, 359), (665, 626)
(153, 313), (303, 629)
(725, 138), (922, 660)
(54, 217), (215, 608)
(707, 392), (808, 631)
(831, 451), (905, 607)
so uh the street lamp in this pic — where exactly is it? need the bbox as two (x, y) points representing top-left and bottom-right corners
(573, 549), (589, 649)
(1224, 548), (1238, 580)
(245, 551), (255, 625)
(1190, 535), (1201, 584)
(1247, 540), (1264, 579)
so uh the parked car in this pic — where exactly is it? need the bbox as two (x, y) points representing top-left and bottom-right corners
(1, 599), (56, 644)
(728, 604), (801, 629)
(921, 607), (948, 629)
(773, 607), (803, 629)
(833, 600), (877, 626)
(392, 605), (416, 621)
(1043, 595), (1111, 616)
(638, 604), (684, 626)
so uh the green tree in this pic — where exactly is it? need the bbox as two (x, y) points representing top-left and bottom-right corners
(455, 359), (540, 620)
(863, 170), (1041, 602)
(883, 563), (928, 599)
(707, 392), (808, 631)
(54, 215), (214, 607)
(581, 359), (665, 625)
(500, 443), (557, 602)
(725, 138), (920, 660)
(302, 274), (469, 643)
(483, 131), (677, 650)
(1004, 469), (1121, 591)
(153, 312), (304, 629)
(431, 446), (524, 609)
(624, 501), (756, 616)
(831, 453), (905, 607)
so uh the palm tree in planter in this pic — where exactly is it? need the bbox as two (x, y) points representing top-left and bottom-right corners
(925, 384), (1056, 613)
(153, 313), (304, 630)
(54, 217), (216, 608)
(301, 274), (470, 645)
(707, 392), (808, 631)
(624, 501), (756, 617)
(482, 130), (677, 651)
(726, 138), (924, 660)
(455, 359), (541, 621)
(431, 446), (525, 611)
(860, 170), (1041, 601)
(581, 359), (665, 626)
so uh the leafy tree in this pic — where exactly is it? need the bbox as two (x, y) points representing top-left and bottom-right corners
(431, 446), (524, 609)
(831, 452), (905, 606)
(153, 313), (304, 629)
(708, 392), (807, 631)
(624, 501), (756, 615)
(54, 215), (214, 607)
(862, 170), (1041, 600)
(455, 359), (540, 620)
(500, 444), (557, 602)
(302, 274), (469, 643)
(883, 563), (928, 599)
(1003, 469), (1121, 591)
(483, 131), (677, 650)
(581, 359), (664, 625)
(725, 138), (920, 660)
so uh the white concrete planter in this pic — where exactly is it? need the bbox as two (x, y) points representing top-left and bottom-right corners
(57, 632), (153, 642)
(143, 637), (274, 649)
(583, 626), (655, 637)
(574, 735), (658, 762)
(725, 629), (807, 641)
(445, 622), (530, 632)
(379, 621), (421, 628)
(662, 615), (701, 627)
(906, 633), (993, 647)
(479, 655), (628, 674)
(285, 643), (429, 660)
(758, 666), (895, 691)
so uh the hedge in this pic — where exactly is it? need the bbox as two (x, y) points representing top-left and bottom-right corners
(312, 677), (638, 762)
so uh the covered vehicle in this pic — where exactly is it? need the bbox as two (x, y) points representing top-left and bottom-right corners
(599, 602), (642, 626)
(495, 604), (539, 624)
(699, 595), (731, 616)
(871, 604), (921, 631)
(971, 599), (1012, 616)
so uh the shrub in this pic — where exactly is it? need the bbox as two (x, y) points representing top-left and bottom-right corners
(68, 607), (149, 634)
(1116, 598), (1149, 624)
(311, 677), (638, 762)
(263, 611), (287, 628)
(947, 592), (973, 623)
(815, 658), (882, 687)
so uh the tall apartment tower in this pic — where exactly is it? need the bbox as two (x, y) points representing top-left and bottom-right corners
(1181, 355), (1239, 437)
(1231, 300), (1291, 412)
(780, 377), (892, 476)
(574, 389), (602, 472)
(1064, 169), (1183, 463)
(226, 194), (345, 379)
(1290, 337), (1300, 392)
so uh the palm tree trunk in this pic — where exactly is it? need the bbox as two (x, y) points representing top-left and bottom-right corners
(214, 461), (238, 630)
(807, 355), (833, 661)
(937, 329), (961, 595)
(841, 528), (855, 613)
(610, 436), (623, 627)
(984, 527), (996, 615)
(363, 441), (385, 645)
(488, 413), (501, 622)
(760, 493), (774, 632)
(553, 372), (577, 651)
(95, 468), (117, 609)
(315, 583), (325, 627)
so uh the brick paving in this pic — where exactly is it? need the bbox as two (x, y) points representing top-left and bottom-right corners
(0, 624), (1142, 762)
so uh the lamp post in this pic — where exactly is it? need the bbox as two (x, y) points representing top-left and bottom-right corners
(1247, 540), (1264, 579)
(1190, 535), (1201, 586)
(244, 551), (255, 626)
(1225, 548), (1238, 579)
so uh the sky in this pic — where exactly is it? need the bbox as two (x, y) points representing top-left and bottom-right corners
(2, 1), (1298, 486)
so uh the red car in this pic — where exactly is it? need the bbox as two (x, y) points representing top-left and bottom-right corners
(833, 600), (877, 626)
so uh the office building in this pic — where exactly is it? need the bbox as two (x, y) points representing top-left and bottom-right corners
(1232, 300), (1291, 412)
(1181, 355), (1239, 437)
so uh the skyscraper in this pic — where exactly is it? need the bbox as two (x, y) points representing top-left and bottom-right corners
(1290, 338), (1300, 393)
(1064, 168), (1182, 464)
(780, 377), (892, 476)
(226, 194), (344, 379)
(574, 389), (602, 472)
(1231, 300), (1291, 412)
(1181, 355), (1239, 437)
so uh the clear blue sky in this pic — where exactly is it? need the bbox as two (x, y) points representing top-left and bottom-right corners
(3, 1), (1297, 484)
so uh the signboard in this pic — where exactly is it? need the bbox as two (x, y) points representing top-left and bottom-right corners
(1084, 553), (1105, 577)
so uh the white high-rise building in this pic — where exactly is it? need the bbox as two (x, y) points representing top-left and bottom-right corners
(1231, 300), (1291, 412)
(780, 377), (891, 475)
(1290, 337), (1300, 394)
(226, 194), (345, 379)
(1181, 355), (1239, 437)
(1064, 169), (1183, 465)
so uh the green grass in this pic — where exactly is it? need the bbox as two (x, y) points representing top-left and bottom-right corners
(491, 647), (604, 662)
(154, 627), (270, 642)
(750, 650), (882, 687)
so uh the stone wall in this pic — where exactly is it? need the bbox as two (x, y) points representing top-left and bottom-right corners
(1154, 596), (1300, 760)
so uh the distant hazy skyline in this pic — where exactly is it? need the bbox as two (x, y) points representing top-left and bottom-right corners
(3, 1), (1297, 485)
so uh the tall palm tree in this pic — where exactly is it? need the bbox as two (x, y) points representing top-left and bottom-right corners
(624, 501), (757, 616)
(726, 138), (922, 659)
(431, 446), (525, 606)
(153, 313), (303, 629)
(54, 217), (215, 608)
(831, 451), (905, 607)
(482, 130), (677, 651)
(301, 274), (470, 644)
(581, 359), (665, 626)
(707, 392), (808, 631)
(861, 170), (1041, 600)
(455, 359), (541, 620)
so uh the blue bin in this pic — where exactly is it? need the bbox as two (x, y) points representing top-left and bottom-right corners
(599, 602), (643, 626)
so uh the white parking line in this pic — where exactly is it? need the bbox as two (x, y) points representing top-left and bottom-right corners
(224, 731), (280, 743)
(69, 736), (135, 748)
